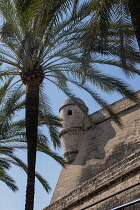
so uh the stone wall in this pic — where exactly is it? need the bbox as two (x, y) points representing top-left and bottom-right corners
(43, 150), (140, 210)
(43, 91), (140, 210)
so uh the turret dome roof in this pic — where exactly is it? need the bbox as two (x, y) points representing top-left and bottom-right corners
(59, 97), (88, 112)
(62, 97), (86, 107)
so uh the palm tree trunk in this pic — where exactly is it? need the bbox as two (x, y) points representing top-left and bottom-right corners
(128, 0), (140, 51)
(25, 82), (39, 210)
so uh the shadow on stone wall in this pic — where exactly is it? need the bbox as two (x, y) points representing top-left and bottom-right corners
(63, 105), (140, 188)
(77, 117), (116, 184)
(79, 141), (140, 185)
(76, 108), (140, 185)
(72, 115), (116, 167)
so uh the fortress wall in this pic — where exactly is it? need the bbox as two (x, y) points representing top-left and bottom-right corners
(43, 91), (140, 209)
(77, 104), (140, 185)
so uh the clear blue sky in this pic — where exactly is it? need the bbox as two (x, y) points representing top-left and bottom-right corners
(1, 65), (140, 210)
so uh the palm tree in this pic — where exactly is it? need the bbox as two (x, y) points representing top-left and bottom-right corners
(0, 1), (139, 209)
(0, 77), (64, 193)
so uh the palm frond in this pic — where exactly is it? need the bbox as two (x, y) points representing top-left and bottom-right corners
(0, 167), (18, 192)
(39, 87), (61, 148)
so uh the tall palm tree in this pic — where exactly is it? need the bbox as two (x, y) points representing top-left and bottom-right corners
(0, 1), (139, 209)
(0, 77), (65, 194)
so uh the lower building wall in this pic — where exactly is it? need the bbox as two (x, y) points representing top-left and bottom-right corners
(43, 150), (140, 210)
(74, 171), (140, 210)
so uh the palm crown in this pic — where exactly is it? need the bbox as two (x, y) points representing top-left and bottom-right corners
(0, 1), (139, 101)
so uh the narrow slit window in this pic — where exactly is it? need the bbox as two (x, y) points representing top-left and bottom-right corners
(68, 110), (72, 116)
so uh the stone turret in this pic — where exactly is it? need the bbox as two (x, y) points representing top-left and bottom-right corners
(59, 97), (88, 163)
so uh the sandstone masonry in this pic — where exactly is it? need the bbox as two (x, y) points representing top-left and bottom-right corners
(43, 91), (140, 210)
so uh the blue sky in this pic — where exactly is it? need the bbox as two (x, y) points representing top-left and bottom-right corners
(1, 64), (140, 210)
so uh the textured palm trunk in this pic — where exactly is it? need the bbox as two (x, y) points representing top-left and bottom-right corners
(128, 0), (140, 50)
(25, 82), (39, 210)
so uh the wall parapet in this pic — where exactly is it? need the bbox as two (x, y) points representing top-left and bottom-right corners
(85, 90), (140, 128)
(43, 149), (140, 210)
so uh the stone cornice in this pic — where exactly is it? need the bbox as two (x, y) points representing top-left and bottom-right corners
(59, 127), (84, 137)
(43, 149), (140, 210)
